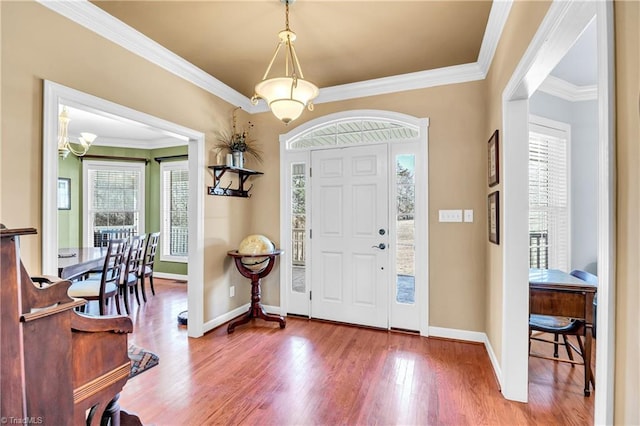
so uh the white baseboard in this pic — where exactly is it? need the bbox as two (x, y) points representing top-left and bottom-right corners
(262, 304), (282, 315)
(202, 303), (250, 334)
(482, 333), (503, 391)
(428, 326), (486, 343)
(201, 304), (283, 334)
(153, 272), (188, 281)
(429, 326), (503, 391)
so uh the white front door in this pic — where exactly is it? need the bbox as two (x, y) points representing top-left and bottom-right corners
(310, 144), (389, 328)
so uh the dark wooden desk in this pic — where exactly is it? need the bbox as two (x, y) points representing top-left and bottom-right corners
(529, 268), (597, 396)
(58, 247), (107, 280)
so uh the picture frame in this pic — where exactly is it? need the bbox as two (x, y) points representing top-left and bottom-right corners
(57, 178), (71, 210)
(488, 129), (499, 187)
(488, 191), (499, 244)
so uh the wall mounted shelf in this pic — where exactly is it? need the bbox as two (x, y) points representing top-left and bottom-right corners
(207, 165), (263, 198)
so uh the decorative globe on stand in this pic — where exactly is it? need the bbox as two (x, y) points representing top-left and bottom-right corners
(238, 234), (275, 273)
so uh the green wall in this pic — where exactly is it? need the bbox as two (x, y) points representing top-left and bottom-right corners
(57, 144), (188, 275)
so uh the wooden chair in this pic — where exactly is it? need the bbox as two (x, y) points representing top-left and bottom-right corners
(529, 269), (598, 393)
(119, 234), (145, 314)
(138, 232), (160, 301)
(68, 238), (127, 315)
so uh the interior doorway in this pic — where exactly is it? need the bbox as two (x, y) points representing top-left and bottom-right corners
(500, 2), (615, 423)
(41, 81), (206, 338)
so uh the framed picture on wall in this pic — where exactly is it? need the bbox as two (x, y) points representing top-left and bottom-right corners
(488, 191), (499, 244)
(488, 129), (499, 187)
(58, 178), (71, 210)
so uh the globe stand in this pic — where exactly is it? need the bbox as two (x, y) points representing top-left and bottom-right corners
(226, 249), (285, 333)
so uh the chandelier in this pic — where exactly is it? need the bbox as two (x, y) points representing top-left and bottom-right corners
(58, 106), (97, 158)
(251, 0), (319, 125)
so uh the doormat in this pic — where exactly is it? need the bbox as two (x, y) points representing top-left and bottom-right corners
(128, 344), (159, 378)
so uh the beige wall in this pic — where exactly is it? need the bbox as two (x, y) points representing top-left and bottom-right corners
(3, 1), (639, 421)
(251, 81), (489, 331)
(614, 1), (640, 423)
(1, 1), (487, 332)
(483, 0), (640, 422)
(484, 0), (552, 364)
(0, 2), (249, 322)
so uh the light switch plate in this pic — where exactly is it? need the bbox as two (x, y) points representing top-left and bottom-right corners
(464, 209), (474, 223)
(439, 209), (463, 222)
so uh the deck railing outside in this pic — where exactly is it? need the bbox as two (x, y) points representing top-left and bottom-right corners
(529, 231), (549, 269)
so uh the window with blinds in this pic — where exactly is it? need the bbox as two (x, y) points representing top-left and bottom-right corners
(528, 120), (570, 271)
(83, 161), (145, 247)
(160, 160), (188, 262)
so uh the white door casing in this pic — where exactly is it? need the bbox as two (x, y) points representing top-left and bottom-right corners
(42, 81), (206, 338)
(279, 110), (429, 334)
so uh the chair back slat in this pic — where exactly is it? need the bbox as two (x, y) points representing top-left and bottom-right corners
(101, 239), (127, 287)
(143, 232), (160, 268)
(124, 235), (145, 278)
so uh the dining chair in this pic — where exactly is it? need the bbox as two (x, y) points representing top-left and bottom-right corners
(67, 238), (126, 315)
(138, 232), (160, 302)
(119, 234), (145, 315)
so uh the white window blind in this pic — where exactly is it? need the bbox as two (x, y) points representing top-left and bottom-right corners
(528, 120), (570, 271)
(83, 161), (145, 247)
(160, 161), (188, 262)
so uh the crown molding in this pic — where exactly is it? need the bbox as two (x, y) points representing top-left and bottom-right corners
(37, 0), (252, 110)
(477, 0), (513, 74)
(316, 63), (485, 103)
(537, 75), (597, 102)
(37, 0), (512, 110)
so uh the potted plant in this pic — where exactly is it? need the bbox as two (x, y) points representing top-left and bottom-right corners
(215, 107), (262, 168)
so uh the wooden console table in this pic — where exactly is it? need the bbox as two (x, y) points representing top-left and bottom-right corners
(226, 249), (285, 333)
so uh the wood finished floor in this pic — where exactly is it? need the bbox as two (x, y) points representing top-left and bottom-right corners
(118, 279), (594, 425)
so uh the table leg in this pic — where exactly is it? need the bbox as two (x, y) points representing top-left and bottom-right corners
(227, 277), (286, 333)
(584, 326), (593, 396)
(227, 308), (253, 333)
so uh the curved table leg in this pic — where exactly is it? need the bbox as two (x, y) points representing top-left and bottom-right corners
(254, 304), (286, 329)
(227, 276), (286, 333)
(227, 308), (253, 333)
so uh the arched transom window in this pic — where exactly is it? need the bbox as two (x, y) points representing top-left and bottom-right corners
(288, 119), (419, 150)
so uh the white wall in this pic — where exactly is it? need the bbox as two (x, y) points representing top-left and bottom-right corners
(529, 91), (598, 274)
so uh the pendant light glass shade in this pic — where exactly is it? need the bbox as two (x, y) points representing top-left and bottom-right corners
(252, 1), (318, 125)
(254, 77), (319, 124)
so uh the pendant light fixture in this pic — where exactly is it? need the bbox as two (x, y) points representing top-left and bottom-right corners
(251, 0), (319, 125)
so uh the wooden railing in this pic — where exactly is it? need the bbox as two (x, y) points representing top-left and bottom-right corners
(529, 231), (549, 269)
(170, 227), (188, 256)
(93, 227), (136, 247)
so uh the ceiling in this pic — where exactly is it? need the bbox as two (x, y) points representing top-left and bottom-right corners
(549, 18), (597, 86)
(91, 0), (493, 98)
(58, 1), (596, 147)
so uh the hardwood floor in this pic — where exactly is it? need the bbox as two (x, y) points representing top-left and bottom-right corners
(118, 279), (594, 425)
